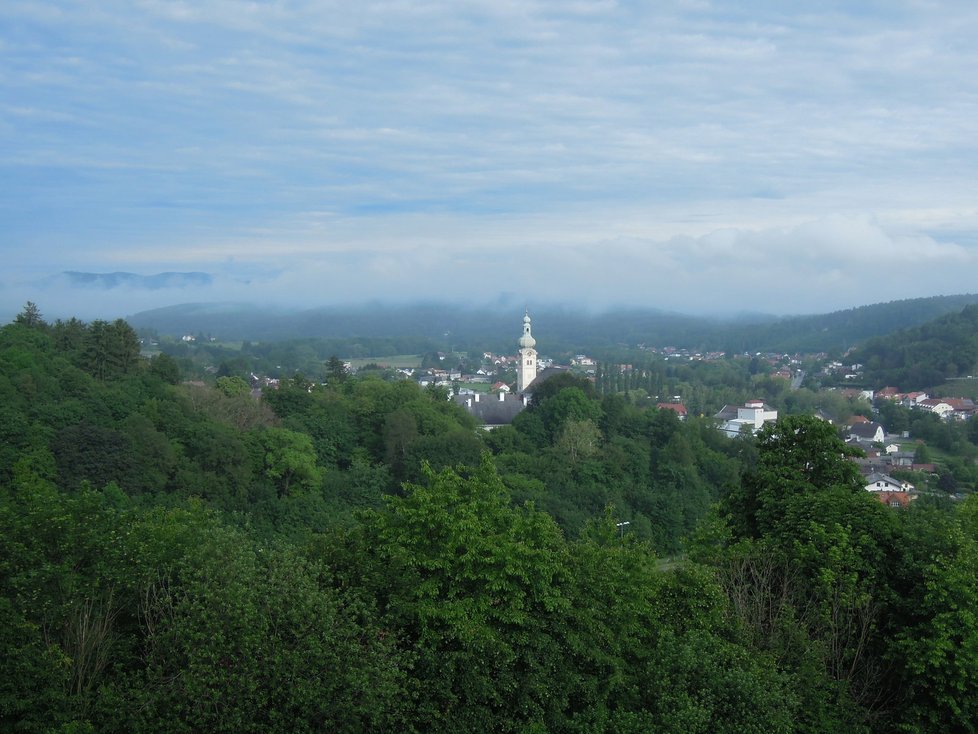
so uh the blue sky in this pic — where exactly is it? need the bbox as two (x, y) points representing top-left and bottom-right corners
(3, 0), (978, 319)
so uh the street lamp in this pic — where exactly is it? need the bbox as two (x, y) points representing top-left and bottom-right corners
(616, 521), (631, 538)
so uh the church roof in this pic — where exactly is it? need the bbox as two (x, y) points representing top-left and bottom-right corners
(454, 392), (526, 426)
(523, 366), (570, 393)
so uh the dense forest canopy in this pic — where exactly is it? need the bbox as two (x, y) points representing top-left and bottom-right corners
(847, 304), (978, 390)
(4, 303), (978, 732)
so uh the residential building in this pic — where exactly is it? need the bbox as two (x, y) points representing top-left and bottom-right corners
(848, 421), (886, 444)
(864, 472), (914, 493)
(716, 400), (778, 438)
(657, 402), (688, 420)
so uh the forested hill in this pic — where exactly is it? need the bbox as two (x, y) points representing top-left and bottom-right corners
(714, 293), (978, 354)
(847, 303), (978, 390)
(6, 307), (978, 730)
(128, 293), (978, 354)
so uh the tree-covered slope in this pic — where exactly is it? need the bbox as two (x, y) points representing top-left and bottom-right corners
(127, 293), (978, 354)
(847, 303), (978, 389)
(6, 305), (978, 732)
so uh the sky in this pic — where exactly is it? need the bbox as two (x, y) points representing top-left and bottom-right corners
(3, 0), (978, 320)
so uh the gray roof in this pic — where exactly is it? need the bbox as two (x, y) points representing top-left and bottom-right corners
(714, 404), (739, 421)
(454, 393), (527, 426)
(523, 366), (571, 393)
(865, 472), (904, 488)
(848, 422), (885, 439)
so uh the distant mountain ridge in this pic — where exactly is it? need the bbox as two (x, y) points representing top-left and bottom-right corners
(128, 294), (978, 355)
(60, 271), (214, 290)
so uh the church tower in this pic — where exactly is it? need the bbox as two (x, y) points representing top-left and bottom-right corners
(517, 310), (538, 392)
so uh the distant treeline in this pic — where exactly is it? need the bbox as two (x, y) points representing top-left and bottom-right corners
(128, 294), (978, 355)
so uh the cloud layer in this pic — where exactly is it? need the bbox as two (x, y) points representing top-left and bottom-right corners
(2, 1), (977, 319)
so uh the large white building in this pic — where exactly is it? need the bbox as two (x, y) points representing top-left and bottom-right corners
(716, 399), (778, 438)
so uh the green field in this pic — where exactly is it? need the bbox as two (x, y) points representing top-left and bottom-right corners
(933, 378), (978, 399)
(346, 354), (423, 369)
(458, 382), (492, 393)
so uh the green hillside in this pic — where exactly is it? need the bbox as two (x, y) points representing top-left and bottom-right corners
(6, 305), (978, 730)
(848, 304), (978, 390)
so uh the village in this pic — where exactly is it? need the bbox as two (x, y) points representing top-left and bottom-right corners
(227, 312), (978, 511)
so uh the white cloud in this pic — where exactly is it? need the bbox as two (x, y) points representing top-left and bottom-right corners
(2, 1), (978, 320)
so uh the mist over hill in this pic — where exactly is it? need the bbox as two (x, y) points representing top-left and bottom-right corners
(58, 271), (215, 289)
(128, 293), (978, 355)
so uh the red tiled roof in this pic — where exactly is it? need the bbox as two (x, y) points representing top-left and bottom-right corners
(877, 491), (911, 508)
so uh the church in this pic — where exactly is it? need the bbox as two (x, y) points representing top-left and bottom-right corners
(455, 311), (565, 429)
(516, 310), (538, 392)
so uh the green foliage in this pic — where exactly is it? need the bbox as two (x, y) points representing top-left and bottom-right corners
(353, 457), (571, 731)
(216, 375), (250, 397)
(256, 427), (323, 497)
(15, 301), (46, 329)
(8, 308), (978, 732)
(148, 352), (181, 384)
(849, 304), (978, 389)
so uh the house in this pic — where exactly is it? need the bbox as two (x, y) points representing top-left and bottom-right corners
(889, 451), (916, 467)
(657, 402), (688, 420)
(814, 409), (835, 424)
(902, 391), (929, 406)
(847, 422), (886, 444)
(917, 399), (954, 419)
(491, 381), (511, 393)
(848, 440), (880, 459)
(878, 491), (913, 508)
(716, 400), (778, 438)
(864, 472), (914, 493)
(944, 397), (976, 420)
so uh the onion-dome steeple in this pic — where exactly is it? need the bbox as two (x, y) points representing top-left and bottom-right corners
(518, 310), (536, 349)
